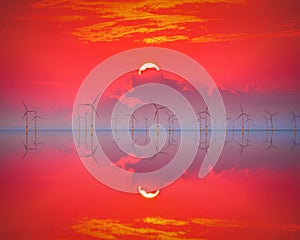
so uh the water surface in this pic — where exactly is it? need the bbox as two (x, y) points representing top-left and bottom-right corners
(0, 130), (299, 239)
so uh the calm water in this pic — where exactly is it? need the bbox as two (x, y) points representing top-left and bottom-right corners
(0, 130), (300, 240)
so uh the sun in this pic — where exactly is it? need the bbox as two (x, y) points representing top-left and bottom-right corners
(138, 62), (160, 75)
(138, 186), (160, 199)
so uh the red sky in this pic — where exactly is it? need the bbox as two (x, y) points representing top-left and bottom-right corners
(1, 0), (300, 129)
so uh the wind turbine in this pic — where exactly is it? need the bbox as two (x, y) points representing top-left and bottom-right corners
(171, 117), (178, 134)
(264, 117), (270, 132)
(151, 140), (169, 160)
(265, 133), (278, 150)
(22, 102), (35, 134)
(245, 117), (253, 132)
(291, 134), (300, 151)
(199, 106), (212, 134)
(265, 110), (278, 132)
(79, 93), (100, 135)
(236, 105), (250, 134)
(84, 111), (89, 132)
(130, 111), (137, 135)
(144, 117), (148, 132)
(80, 146), (99, 167)
(164, 111), (175, 132)
(32, 111), (42, 133)
(196, 111), (203, 132)
(112, 114), (120, 132)
(76, 112), (85, 132)
(196, 112), (206, 133)
(225, 117), (234, 131)
(198, 130), (210, 153)
(291, 111), (300, 132)
(236, 134), (250, 156)
(152, 103), (166, 133)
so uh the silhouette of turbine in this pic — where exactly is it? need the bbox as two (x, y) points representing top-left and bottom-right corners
(236, 105), (250, 134)
(22, 102), (35, 134)
(79, 93), (100, 135)
(265, 110), (278, 132)
(152, 103), (166, 133)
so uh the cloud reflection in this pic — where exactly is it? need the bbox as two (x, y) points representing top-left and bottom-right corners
(72, 216), (300, 239)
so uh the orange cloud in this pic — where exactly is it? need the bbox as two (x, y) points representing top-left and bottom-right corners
(141, 217), (189, 226)
(191, 30), (300, 43)
(72, 218), (190, 240)
(71, 217), (300, 239)
(142, 35), (188, 44)
(191, 218), (242, 228)
(30, 0), (300, 45)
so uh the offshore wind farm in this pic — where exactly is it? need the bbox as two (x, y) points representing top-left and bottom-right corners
(1, 0), (300, 238)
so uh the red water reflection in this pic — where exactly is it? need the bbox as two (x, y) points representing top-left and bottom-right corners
(0, 131), (299, 239)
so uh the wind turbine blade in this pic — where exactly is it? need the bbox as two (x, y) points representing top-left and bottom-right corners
(265, 110), (271, 115)
(132, 114), (137, 121)
(92, 106), (100, 118)
(22, 140), (27, 149)
(273, 144), (279, 150)
(93, 93), (101, 105)
(154, 110), (158, 120)
(236, 114), (242, 120)
(22, 112), (27, 120)
(164, 110), (170, 117)
(236, 141), (242, 147)
(91, 146), (98, 156)
(273, 112), (279, 116)
(23, 102), (28, 111)
(154, 141), (158, 152)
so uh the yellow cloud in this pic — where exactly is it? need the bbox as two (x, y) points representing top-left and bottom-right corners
(31, 0), (212, 43)
(72, 218), (190, 239)
(191, 218), (242, 228)
(141, 217), (189, 226)
(142, 35), (188, 44)
(192, 33), (246, 43)
(191, 30), (300, 43)
(72, 22), (186, 42)
(31, 0), (300, 45)
(71, 217), (300, 239)
(140, 0), (244, 9)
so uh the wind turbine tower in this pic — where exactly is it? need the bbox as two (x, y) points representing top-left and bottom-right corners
(265, 110), (278, 133)
(130, 111), (137, 135)
(236, 105), (250, 135)
(264, 117), (269, 132)
(79, 93), (100, 135)
(144, 117), (148, 132)
(32, 112), (42, 133)
(291, 111), (300, 133)
(22, 102), (35, 135)
(152, 103), (166, 134)
(199, 106), (212, 135)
